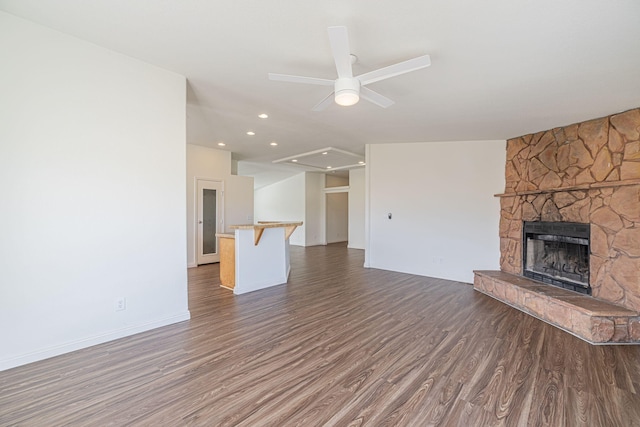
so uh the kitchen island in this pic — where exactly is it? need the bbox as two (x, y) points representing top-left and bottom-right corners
(216, 221), (302, 295)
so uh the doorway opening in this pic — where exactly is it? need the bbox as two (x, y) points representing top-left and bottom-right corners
(324, 173), (349, 246)
(326, 192), (348, 244)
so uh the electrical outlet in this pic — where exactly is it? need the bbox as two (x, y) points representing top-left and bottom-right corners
(115, 297), (126, 311)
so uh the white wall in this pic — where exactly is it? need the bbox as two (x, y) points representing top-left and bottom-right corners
(225, 174), (255, 229)
(326, 192), (349, 243)
(348, 168), (366, 249)
(186, 144), (254, 267)
(187, 144), (232, 177)
(254, 173), (306, 245)
(366, 140), (505, 283)
(305, 172), (325, 246)
(0, 12), (189, 370)
(254, 172), (325, 246)
(325, 174), (349, 187)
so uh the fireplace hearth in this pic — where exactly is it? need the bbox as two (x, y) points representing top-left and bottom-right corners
(523, 221), (590, 294)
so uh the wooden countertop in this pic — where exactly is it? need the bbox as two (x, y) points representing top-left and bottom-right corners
(229, 221), (303, 230)
(228, 221), (303, 245)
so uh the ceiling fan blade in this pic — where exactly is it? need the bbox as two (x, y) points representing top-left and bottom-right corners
(268, 73), (334, 86)
(360, 87), (395, 108)
(312, 92), (335, 111)
(327, 26), (353, 79)
(357, 55), (431, 86)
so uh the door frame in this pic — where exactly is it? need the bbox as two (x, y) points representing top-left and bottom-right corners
(195, 178), (224, 265)
(324, 185), (349, 245)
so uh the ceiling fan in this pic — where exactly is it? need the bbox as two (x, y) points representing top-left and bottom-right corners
(268, 26), (431, 111)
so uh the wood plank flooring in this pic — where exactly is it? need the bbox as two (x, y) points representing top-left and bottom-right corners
(1, 243), (640, 426)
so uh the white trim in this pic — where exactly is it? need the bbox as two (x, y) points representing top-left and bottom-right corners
(187, 263), (197, 268)
(323, 163), (364, 172)
(324, 185), (349, 193)
(0, 311), (191, 371)
(273, 146), (362, 163)
(272, 147), (365, 172)
(363, 145), (371, 268)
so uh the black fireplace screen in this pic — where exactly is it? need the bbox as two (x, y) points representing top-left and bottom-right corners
(522, 221), (590, 294)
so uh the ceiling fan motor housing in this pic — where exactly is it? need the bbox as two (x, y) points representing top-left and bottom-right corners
(334, 78), (360, 106)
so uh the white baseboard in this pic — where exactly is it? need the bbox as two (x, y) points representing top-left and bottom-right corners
(187, 263), (197, 268)
(0, 311), (191, 372)
(233, 275), (288, 295)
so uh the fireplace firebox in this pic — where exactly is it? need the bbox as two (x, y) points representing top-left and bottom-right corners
(522, 221), (590, 294)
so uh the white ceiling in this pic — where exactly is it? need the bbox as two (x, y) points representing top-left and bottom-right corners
(2, 0), (640, 175)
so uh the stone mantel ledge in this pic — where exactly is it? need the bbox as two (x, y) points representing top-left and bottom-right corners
(494, 178), (640, 198)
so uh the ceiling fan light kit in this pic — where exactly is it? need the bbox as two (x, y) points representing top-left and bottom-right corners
(334, 78), (360, 106)
(268, 26), (430, 110)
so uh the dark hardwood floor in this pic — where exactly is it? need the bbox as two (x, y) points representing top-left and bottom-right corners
(2, 244), (640, 426)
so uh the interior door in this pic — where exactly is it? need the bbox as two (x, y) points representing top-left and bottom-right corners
(197, 179), (223, 265)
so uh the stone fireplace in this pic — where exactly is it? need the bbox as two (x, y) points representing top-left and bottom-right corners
(474, 108), (640, 343)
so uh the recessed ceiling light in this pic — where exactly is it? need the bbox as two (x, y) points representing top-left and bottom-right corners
(218, 142), (226, 147)
(358, 161), (365, 164)
(322, 152), (328, 155)
(326, 166), (332, 169)
(246, 131), (255, 136)
(292, 159), (298, 162)
(258, 113), (268, 119)
(270, 142), (278, 146)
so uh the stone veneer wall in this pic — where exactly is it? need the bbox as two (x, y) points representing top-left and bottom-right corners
(499, 108), (640, 312)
